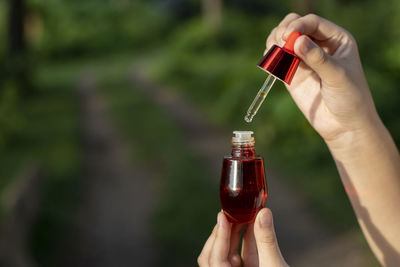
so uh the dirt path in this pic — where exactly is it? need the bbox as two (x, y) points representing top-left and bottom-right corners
(60, 71), (157, 267)
(132, 68), (373, 266)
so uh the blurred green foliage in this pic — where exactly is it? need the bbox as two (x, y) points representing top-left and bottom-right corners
(1, 63), (81, 265)
(0, 82), (24, 147)
(0, 0), (399, 266)
(27, 0), (171, 60)
(100, 76), (219, 266)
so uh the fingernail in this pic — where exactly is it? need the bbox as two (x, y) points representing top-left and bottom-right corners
(259, 210), (272, 228)
(300, 37), (313, 55)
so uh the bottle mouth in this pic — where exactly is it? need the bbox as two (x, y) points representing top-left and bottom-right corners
(232, 131), (255, 146)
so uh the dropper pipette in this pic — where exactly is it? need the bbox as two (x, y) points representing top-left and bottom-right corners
(244, 73), (276, 123)
(244, 31), (302, 123)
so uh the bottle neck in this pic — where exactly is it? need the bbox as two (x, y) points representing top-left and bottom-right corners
(231, 145), (255, 157)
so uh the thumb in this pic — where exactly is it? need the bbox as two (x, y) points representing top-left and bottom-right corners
(294, 35), (343, 86)
(254, 208), (288, 267)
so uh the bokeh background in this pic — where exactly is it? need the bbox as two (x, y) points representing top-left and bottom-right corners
(0, 0), (399, 266)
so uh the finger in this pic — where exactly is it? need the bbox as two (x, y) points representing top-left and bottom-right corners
(228, 224), (245, 267)
(254, 208), (288, 267)
(265, 27), (278, 52)
(241, 223), (259, 267)
(266, 13), (300, 51)
(283, 14), (344, 41)
(210, 212), (232, 265)
(275, 13), (301, 46)
(279, 12), (301, 27)
(198, 224), (218, 266)
(293, 35), (344, 86)
(273, 26), (287, 47)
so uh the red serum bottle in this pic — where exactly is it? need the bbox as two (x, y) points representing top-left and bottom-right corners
(220, 131), (267, 224)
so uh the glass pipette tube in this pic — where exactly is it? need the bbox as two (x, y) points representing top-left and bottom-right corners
(244, 73), (276, 123)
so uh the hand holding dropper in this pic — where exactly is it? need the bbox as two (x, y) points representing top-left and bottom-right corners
(245, 32), (301, 122)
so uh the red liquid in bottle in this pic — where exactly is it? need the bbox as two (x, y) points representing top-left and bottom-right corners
(219, 132), (267, 224)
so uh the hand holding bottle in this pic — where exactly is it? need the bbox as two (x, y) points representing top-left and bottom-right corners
(198, 209), (288, 267)
(198, 14), (400, 266)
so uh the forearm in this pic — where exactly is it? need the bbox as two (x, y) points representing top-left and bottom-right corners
(327, 115), (400, 265)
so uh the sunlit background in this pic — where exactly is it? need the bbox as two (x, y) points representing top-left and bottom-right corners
(0, 0), (399, 266)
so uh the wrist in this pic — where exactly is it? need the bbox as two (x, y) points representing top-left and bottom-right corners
(325, 112), (387, 158)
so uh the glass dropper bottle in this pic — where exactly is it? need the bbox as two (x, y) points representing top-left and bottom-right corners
(244, 32), (302, 123)
(220, 131), (267, 223)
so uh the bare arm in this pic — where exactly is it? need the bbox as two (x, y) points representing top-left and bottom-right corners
(328, 115), (400, 265)
(267, 13), (400, 265)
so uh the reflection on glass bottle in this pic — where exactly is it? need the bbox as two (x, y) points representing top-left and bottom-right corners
(220, 131), (268, 224)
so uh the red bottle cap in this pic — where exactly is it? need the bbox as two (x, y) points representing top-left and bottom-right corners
(257, 32), (301, 85)
(283, 31), (301, 52)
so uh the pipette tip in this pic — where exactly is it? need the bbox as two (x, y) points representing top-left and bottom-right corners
(244, 114), (253, 123)
(243, 74), (276, 123)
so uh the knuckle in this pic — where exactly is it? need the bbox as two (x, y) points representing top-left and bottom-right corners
(281, 12), (300, 24)
(229, 254), (242, 267)
(305, 13), (320, 21)
(287, 12), (300, 19)
(344, 31), (357, 46)
(259, 233), (277, 246)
